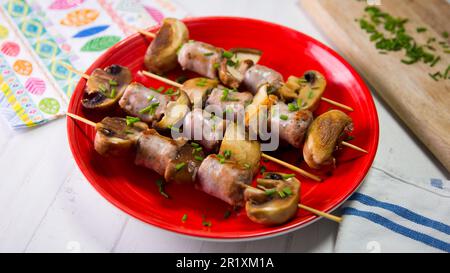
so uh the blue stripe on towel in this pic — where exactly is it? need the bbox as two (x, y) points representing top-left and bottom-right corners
(342, 207), (450, 252)
(350, 193), (450, 235)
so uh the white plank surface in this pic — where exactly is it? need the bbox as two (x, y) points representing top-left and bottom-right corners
(0, 0), (448, 253)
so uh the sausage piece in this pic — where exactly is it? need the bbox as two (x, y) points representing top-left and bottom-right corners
(119, 83), (169, 124)
(243, 65), (283, 95)
(177, 41), (222, 79)
(270, 101), (313, 148)
(196, 155), (253, 206)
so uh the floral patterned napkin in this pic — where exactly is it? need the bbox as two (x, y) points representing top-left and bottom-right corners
(0, 0), (188, 128)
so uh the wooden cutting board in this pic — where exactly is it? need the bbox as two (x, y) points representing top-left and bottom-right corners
(299, 0), (450, 172)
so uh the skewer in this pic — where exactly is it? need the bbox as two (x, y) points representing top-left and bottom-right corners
(260, 153), (320, 181)
(342, 141), (368, 153)
(252, 184), (342, 223)
(66, 112), (322, 181)
(136, 28), (156, 38)
(320, 97), (353, 112)
(140, 70), (366, 154)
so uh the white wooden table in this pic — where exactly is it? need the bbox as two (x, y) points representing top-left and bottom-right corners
(0, 0), (447, 253)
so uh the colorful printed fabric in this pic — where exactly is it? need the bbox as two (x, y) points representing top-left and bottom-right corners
(0, 0), (188, 128)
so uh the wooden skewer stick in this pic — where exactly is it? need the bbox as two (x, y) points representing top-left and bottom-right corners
(320, 97), (353, 112)
(253, 184), (342, 223)
(64, 64), (90, 80)
(298, 204), (342, 223)
(136, 29), (156, 38)
(141, 70), (367, 154)
(260, 153), (321, 181)
(342, 141), (368, 153)
(66, 112), (96, 127)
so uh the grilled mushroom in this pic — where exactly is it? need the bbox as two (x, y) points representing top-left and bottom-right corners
(196, 154), (253, 206)
(164, 143), (204, 184)
(245, 172), (300, 225)
(144, 18), (189, 74)
(82, 65), (132, 110)
(155, 90), (191, 130)
(278, 71), (326, 112)
(181, 77), (218, 108)
(303, 110), (353, 169)
(94, 116), (148, 156)
(218, 48), (262, 89)
(219, 123), (261, 174)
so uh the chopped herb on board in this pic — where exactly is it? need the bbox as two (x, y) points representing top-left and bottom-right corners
(356, 6), (449, 81)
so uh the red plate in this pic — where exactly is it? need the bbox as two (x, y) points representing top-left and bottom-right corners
(67, 17), (379, 240)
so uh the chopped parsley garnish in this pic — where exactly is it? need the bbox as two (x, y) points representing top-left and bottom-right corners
(157, 86), (165, 93)
(165, 88), (174, 95)
(156, 179), (169, 199)
(181, 214), (188, 223)
(125, 116), (140, 126)
(264, 188), (277, 196)
(287, 102), (300, 112)
(222, 50), (233, 59)
(223, 149), (232, 159)
(191, 142), (200, 148)
(220, 88), (239, 102)
(196, 78), (208, 87)
(213, 63), (220, 69)
(217, 154), (225, 164)
(202, 215), (212, 227)
(280, 114), (289, 121)
(357, 6), (448, 81)
(204, 52), (214, 56)
(267, 85), (278, 94)
(109, 79), (118, 86)
(194, 155), (204, 161)
(282, 174), (296, 180)
(168, 125), (180, 132)
(416, 27), (427, 33)
(139, 102), (160, 115)
(260, 165), (267, 174)
(175, 162), (186, 171)
(110, 87), (116, 98)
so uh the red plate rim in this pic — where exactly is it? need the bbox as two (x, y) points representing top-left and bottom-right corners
(67, 16), (379, 241)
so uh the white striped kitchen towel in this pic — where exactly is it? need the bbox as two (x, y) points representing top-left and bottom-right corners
(335, 166), (450, 253)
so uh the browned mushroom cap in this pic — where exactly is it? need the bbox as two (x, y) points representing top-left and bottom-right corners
(94, 116), (148, 156)
(219, 123), (261, 175)
(303, 110), (353, 169)
(218, 48), (262, 89)
(244, 172), (300, 226)
(278, 71), (326, 112)
(164, 143), (205, 184)
(155, 90), (191, 130)
(82, 65), (132, 110)
(181, 77), (218, 108)
(144, 18), (189, 74)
